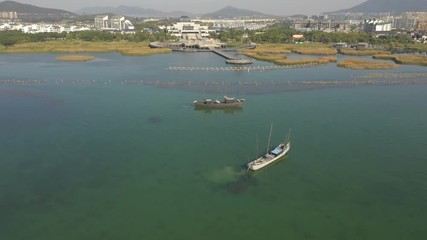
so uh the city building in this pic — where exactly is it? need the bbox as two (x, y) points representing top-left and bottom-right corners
(293, 20), (350, 32)
(94, 15), (109, 30)
(363, 19), (392, 34)
(195, 18), (275, 30)
(292, 34), (304, 43)
(0, 11), (18, 19)
(166, 21), (215, 39)
(94, 15), (134, 31)
(110, 16), (125, 30)
(393, 16), (417, 30)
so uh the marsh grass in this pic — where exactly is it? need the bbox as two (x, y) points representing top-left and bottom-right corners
(243, 43), (336, 54)
(292, 47), (337, 55)
(242, 44), (336, 65)
(340, 49), (391, 56)
(373, 54), (427, 66)
(275, 56), (337, 65)
(337, 58), (398, 69)
(56, 55), (95, 61)
(0, 41), (172, 55)
(241, 43), (337, 65)
(241, 51), (288, 63)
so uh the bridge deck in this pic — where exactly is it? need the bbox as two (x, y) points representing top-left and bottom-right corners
(210, 48), (238, 60)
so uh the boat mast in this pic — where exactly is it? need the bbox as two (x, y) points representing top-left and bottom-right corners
(286, 128), (292, 144)
(256, 133), (259, 157)
(266, 122), (273, 152)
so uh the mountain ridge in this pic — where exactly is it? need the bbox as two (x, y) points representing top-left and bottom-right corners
(0, 0), (76, 15)
(76, 5), (276, 18)
(330, 0), (427, 14)
(76, 5), (194, 17)
(8, 1), (424, 20)
(202, 6), (277, 18)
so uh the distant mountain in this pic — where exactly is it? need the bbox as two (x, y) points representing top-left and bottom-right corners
(203, 6), (275, 18)
(330, 0), (427, 15)
(76, 5), (193, 17)
(75, 6), (116, 15)
(76, 5), (275, 18)
(0, 1), (276, 19)
(288, 14), (309, 19)
(0, 0), (76, 15)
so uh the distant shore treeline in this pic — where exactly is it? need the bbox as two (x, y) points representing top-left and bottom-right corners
(0, 30), (176, 47)
(214, 23), (414, 46)
(0, 22), (414, 46)
(1, 23), (425, 53)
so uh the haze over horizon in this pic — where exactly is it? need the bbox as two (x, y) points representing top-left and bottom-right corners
(9, 0), (367, 15)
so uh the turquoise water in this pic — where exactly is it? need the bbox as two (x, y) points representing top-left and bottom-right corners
(1, 53), (427, 239)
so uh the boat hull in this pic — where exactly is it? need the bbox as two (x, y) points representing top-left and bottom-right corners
(194, 102), (243, 109)
(247, 143), (290, 171)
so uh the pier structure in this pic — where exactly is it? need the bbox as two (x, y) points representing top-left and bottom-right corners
(149, 39), (255, 64)
(209, 47), (253, 64)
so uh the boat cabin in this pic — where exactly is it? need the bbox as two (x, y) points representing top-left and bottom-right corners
(270, 146), (283, 156)
(224, 96), (235, 103)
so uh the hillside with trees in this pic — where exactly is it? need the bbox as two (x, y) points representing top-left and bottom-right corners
(0, 0), (77, 20)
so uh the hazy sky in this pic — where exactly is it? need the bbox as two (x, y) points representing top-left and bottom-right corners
(15, 0), (367, 15)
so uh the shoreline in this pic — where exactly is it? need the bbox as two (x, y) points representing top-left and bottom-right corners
(0, 41), (172, 56)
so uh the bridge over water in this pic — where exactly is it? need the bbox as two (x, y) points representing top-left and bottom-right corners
(209, 48), (253, 64)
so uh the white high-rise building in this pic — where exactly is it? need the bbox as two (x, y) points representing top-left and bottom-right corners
(94, 15), (109, 30)
(94, 15), (134, 31)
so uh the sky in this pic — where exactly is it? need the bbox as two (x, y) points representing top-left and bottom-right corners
(13, 0), (367, 15)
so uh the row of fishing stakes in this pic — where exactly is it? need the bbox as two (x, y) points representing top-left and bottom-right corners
(0, 79), (114, 85)
(3, 73), (426, 85)
(1, 79), (426, 87)
(166, 63), (323, 72)
(353, 73), (427, 79)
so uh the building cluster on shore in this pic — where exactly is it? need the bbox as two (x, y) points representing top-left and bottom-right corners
(194, 18), (275, 30)
(290, 11), (427, 35)
(0, 15), (135, 34)
(0, 21), (92, 33)
(1, 8), (426, 43)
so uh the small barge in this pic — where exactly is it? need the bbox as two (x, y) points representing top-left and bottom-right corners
(194, 96), (244, 109)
